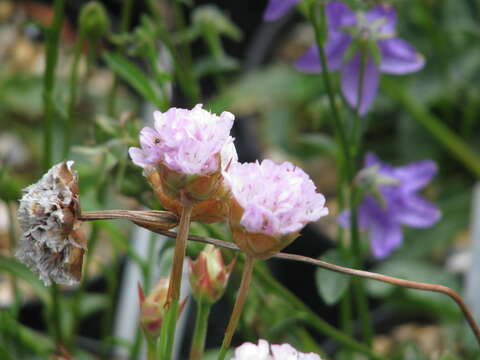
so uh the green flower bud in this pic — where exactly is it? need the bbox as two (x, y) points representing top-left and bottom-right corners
(79, 1), (110, 40)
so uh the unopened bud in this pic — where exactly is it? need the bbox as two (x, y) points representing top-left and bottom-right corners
(79, 1), (110, 40)
(188, 245), (235, 304)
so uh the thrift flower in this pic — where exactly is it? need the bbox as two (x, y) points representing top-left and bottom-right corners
(296, 1), (425, 115)
(263, 0), (301, 21)
(224, 159), (328, 259)
(16, 161), (86, 286)
(138, 278), (187, 340)
(129, 104), (236, 205)
(231, 339), (321, 360)
(189, 245), (235, 304)
(339, 153), (441, 258)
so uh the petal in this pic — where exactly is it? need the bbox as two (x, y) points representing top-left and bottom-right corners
(365, 3), (397, 37)
(370, 215), (403, 259)
(341, 55), (380, 116)
(379, 38), (426, 74)
(263, 0), (301, 21)
(394, 160), (437, 191)
(364, 152), (381, 168)
(395, 195), (441, 228)
(326, 1), (356, 32)
(271, 343), (298, 359)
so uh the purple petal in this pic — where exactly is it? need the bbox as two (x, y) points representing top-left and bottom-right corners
(325, 1), (356, 31)
(295, 34), (351, 72)
(395, 195), (441, 228)
(379, 38), (425, 74)
(394, 160), (437, 192)
(365, 3), (397, 37)
(341, 56), (380, 116)
(370, 216), (403, 259)
(263, 0), (301, 21)
(364, 152), (381, 168)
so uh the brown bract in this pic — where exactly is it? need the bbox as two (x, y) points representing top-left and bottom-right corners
(145, 167), (230, 223)
(228, 198), (299, 259)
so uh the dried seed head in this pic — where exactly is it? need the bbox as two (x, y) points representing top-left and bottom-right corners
(15, 161), (86, 286)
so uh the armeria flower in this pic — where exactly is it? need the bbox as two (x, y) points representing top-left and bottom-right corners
(296, 1), (425, 115)
(339, 153), (441, 258)
(15, 161), (86, 286)
(223, 159), (328, 259)
(189, 245), (235, 304)
(263, 0), (301, 21)
(137, 277), (187, 340)
(231, 339), (321, 360)
(129, 104), (236, 206)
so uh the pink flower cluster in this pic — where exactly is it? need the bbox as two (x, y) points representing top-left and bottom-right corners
(129, 104), (235, 175)
(223, 160), (328, 236)
(231, 339), (321, 360)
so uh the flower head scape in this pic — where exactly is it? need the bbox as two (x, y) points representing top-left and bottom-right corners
(231, 339), (321, 360)
(224, 159), (329, 259)
(264, 1), (425, 115)
(15, 161), (87, 286)
(189, 244), (235, 304)
(339, 153), (441, 258)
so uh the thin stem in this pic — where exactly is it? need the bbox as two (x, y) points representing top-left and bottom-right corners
(146, 338), (158, 360)
(64, 30), (85, 158)
(49, 282), (63, 347)
(43, 0), (65, 171)
(189, 301), (211, 360)
(218, 255), (255, 360)
(163, 204), (193, 360)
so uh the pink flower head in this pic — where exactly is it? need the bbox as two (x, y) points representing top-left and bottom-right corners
(129, 104), (235, 175)
(224, 160), (328, 259)
(224, 159), (328, 236)
(231, 339), (321, 360)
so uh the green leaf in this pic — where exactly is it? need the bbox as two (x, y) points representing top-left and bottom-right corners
(315, 249), (353, 305)
(103, 52), (166, 108)
(0, 256), (49, 305)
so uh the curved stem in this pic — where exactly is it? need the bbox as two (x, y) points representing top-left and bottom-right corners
(218, 255), (255, 360)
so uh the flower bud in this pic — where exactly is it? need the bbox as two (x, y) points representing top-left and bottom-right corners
(188, 245), (235, 304)
(79, 1), (110, 40)
(223, 160), (328, 259)
(138, 278), (187, 340)
(15, 161), (86, 286)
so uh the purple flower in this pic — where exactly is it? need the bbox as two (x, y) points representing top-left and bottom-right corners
(263, 0), (301, 21)
(296, 1), (425, 115)
(339, 153), (441, 259)
(231, 339), (322, 359)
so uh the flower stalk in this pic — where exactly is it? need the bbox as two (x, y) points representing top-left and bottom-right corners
(218, 255), (255, 360)
(163, 203), (193, 360)
(189, 300), (211, 360)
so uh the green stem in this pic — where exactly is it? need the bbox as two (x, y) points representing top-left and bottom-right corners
(49, 282), (63, 347)
(384, 82), (480, 178)
(189, 301), (211, 360)
(163, 204), (193, 360)
(311, 2), (373, 346)
(42, 0), (65, 171)
(64, 30), (85, 158)
(147, 338), (158, 360)
(218, 255), (255, 360)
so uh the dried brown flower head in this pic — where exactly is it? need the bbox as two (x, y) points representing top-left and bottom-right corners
(15, 161), (86, 286)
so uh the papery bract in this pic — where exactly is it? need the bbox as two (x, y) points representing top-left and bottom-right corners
(129, 104), (236, 205)
(339, 153), (441, 258)
(15, 161), (86, 286)
(295, 1), (425, 115)
(231, 339), (321, 360)
(224, 159), (328, 259)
